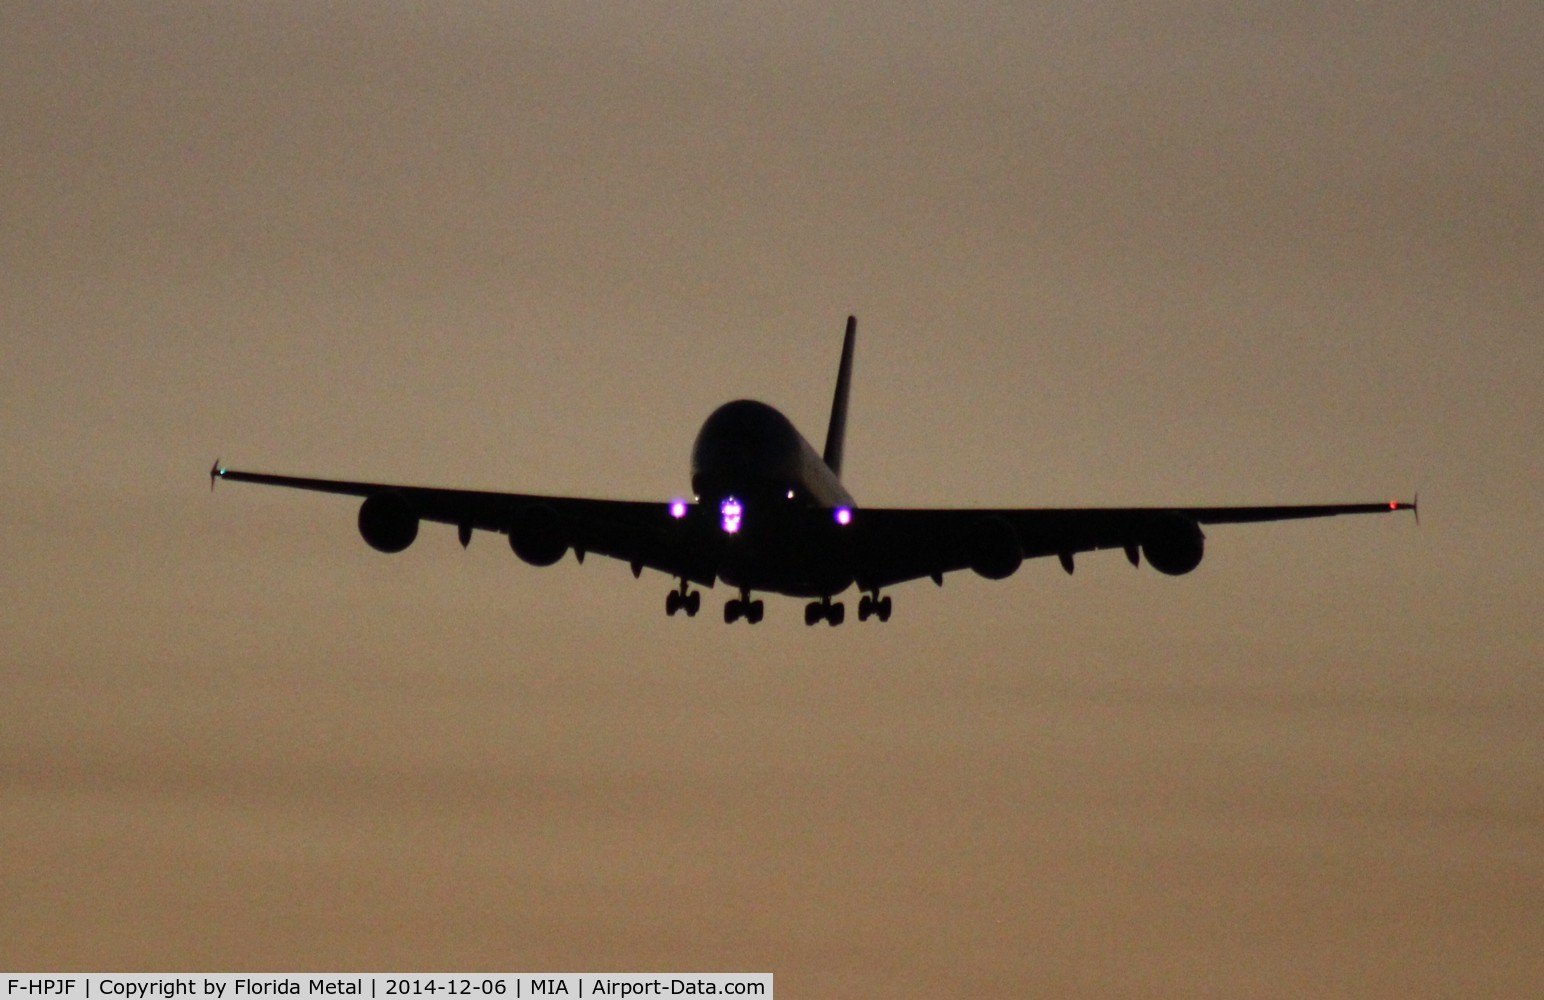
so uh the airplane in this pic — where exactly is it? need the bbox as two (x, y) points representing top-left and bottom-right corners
(211, 316), (1415, 626)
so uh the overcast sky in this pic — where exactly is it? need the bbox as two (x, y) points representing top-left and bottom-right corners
(3, 3), (1540, 993)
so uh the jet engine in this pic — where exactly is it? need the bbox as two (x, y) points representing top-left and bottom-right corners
(1141, 514), (1205, 576)
(967, 515), (1023, 580)
(357, 492), (418, 553)
(508, 504), (569, 566)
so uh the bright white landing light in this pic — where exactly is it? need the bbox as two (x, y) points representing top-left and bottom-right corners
(669, 499), (688, 519)
(834, 506), (852, 526)
(720, 497), (743, 534)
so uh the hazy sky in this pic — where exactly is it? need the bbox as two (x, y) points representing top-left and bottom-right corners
(3, 3), (1540, 994)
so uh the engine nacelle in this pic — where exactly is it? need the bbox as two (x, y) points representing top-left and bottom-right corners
(358, 492), (418, 553)
(1141, 514), (1205, 576)
(967, 515), (1023, 580)
(508, 504), (569, 567)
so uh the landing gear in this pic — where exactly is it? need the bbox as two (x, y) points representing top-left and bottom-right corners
(724, 589), (764, 624)
(665, 582), (701, 617)
(857, 592), (892, 622)
(804, 598), (845, 627)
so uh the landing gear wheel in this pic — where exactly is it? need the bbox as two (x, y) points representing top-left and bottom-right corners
(857, 592), (891, 622)
(668, 580), (701, 618)
(805, 599), (844, 626)
(725, 590), (758, 624)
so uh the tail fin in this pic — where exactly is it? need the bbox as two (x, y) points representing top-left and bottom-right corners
(822, 315), (856, 478)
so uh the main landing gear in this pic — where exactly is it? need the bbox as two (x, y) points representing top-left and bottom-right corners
(857, 592), (892, 622)
(724, 589), (764, 624)
(804, 591), (892, 627)
(665, 582), (701, 617)
(672, 585), (887, 625)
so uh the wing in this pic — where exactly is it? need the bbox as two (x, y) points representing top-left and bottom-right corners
(211, 463), (716, 586)
(844, 501), (1416, 590)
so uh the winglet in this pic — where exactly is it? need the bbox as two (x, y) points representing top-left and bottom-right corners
(210, 458), (222, 492)
(1412, 491), (1420, 527)
(822, 315), (856, 479)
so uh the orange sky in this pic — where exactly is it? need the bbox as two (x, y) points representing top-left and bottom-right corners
(2, 4), (1540, 994)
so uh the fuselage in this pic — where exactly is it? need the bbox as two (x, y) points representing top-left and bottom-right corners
(688, 399), (857, 597)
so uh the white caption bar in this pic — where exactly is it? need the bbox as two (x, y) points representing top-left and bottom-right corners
(1, 977), (771, 1000)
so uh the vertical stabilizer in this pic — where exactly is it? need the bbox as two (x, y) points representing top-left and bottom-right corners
(822, 316), (856, 478)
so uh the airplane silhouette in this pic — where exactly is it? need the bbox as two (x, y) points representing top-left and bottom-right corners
(212, 316), (1414, 625)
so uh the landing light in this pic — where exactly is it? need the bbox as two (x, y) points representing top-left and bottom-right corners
(669, 499), (688, 519)
(834, 506), (852, 526)
(720, 497), (743, 534)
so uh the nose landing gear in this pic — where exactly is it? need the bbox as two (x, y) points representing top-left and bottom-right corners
(804, 598), (845, 627)
(724, 589), (764, 624)
(857, 592), (892, 622)
(665, 582), (701, 617)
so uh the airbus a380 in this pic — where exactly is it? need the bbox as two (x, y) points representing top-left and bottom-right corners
(212, 316), (1414, 626)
